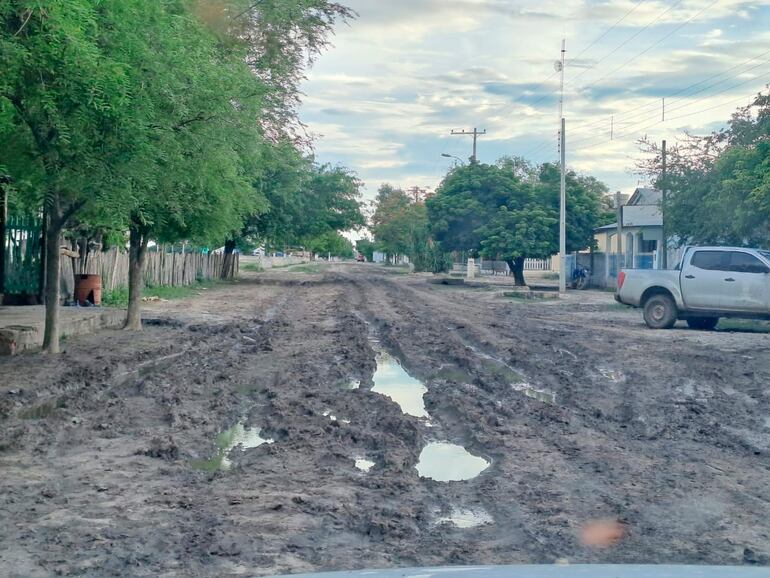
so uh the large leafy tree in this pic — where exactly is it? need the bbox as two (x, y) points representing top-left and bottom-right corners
(223, 0), (355, 142)
(240, 157), (365, 253)
(371, 185), (418, 261)
(1, 1), (138, 352)
(639, 91), (770, 247)
(427, 159), (608, 285)
(109, 1), (269, 330)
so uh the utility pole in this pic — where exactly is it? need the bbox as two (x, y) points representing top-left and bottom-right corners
(559, 118), (567, 294)
(556, 39), (567, 294)
(616, 191), (623, 275)
(451, 128), (486, 162)
(661, 139), (668, 269)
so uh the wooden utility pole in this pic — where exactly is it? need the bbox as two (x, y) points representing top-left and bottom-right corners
(661, 139), (668, 269)
(451, 128), (486, 162)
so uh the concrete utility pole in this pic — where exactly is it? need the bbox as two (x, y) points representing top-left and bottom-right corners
(451, 128), (486, 162)
(661, 139), (668, 269)
(616, 191), (623, 274)
(556, 39), (567, 294)
(559, 118), (567, 294)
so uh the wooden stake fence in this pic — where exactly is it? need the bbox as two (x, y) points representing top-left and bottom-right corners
(75, 248), (237, 290)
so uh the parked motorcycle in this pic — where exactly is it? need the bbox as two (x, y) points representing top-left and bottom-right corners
(570, 266), (591, 290)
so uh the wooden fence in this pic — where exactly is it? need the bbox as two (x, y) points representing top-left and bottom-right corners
(69, 248), (237, 291)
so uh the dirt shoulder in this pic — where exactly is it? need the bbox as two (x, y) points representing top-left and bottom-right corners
(1, 263), (769, 576)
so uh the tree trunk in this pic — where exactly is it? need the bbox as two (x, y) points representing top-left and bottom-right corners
(506, 257), (527, 287)
(221, 239), (236, 279)
(125, 225), (149, 331)
(42, 216), (63, 353)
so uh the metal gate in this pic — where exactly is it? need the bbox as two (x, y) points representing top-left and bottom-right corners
(2, 214), (43, 295)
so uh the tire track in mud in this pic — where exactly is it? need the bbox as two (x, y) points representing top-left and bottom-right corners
(343, 270), (770, 567)
(2, 268), (770, 575)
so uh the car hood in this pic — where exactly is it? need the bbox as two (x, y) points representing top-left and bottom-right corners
(261, 565), (768, 578)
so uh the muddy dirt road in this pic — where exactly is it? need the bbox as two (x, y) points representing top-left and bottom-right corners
(2, 263), (770, 577)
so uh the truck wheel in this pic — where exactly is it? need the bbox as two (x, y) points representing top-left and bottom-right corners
(686, 317), (719, 330)
(643, 294), (677, 329)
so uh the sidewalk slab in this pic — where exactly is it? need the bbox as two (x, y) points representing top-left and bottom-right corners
(0, 306), (126, 355)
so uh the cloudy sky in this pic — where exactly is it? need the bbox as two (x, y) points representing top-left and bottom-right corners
(298, 0), (770, 200)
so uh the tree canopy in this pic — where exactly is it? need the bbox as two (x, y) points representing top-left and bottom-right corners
(0, 0), (358, 349)
(639, 91), (770, 248)
(426, 159), (610, 284)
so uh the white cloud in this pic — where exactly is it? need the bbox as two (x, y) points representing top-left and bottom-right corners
(300, 0), (770, 195)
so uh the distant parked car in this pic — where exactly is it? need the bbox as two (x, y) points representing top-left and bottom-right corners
(616, 246), (770, 329)
(356, 254), (366, 262)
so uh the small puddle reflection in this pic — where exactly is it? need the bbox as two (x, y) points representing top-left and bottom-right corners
(355, 458), (375, 472)
(438, 508), (493, 528)
(193, 421), (273, 471)
(371, 353), (429, 418)
(416, 442), (490, 481)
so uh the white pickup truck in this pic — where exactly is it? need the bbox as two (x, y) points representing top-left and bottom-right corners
(616, 246), (770, 329)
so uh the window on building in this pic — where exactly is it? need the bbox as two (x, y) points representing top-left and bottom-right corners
(640, 239), (657, 253)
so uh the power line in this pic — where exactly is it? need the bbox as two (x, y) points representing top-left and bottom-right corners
(570, 86), (766, 150)
(566, 0), (685, 88)
(509, 1), (649, 114)
(565, 52), (770, 138)
(568, 0), (648, 66)
(575, 0), (719, 98)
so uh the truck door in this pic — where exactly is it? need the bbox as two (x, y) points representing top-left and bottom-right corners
(681, 250), (730, 310)
(721, 251), (770, 312)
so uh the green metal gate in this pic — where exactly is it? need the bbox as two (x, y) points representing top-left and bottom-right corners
(3, 214), (42, 295)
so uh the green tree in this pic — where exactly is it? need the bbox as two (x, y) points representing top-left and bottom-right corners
(370, 185), (419, 262)
(355, 238), (375, 261)
(305, 231), (354, 258)
(427, 159), (607, 285)
(240, 157), (365, 253)
(1, 1), (138, 352)
(639, 91), (770, 247)
(110, 1), (269, 329)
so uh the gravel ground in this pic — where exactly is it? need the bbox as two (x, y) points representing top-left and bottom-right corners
(1, 262), (769, 577)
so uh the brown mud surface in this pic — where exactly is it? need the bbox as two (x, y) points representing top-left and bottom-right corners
(1, 263), (769, 576)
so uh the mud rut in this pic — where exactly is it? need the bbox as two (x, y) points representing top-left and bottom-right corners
(1, 266), (769, 577)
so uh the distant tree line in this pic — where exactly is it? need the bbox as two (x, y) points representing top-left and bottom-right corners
(367, 158), (613, 285)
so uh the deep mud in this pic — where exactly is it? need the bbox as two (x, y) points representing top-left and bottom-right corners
(1, 263), (770, 577)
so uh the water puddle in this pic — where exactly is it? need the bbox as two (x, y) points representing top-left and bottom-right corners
(438, 508), (493, 528)
(355, 458), (375, 472)
(416, 442), (490, 481)
(512, 383), (556, 404)
(371, 353), (429, 418)
(192, 421), (273, 471)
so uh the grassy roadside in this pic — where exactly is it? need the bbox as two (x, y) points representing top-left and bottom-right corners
(241, 262), (264, 273)
(102, 279), (228, 308)
(717, 319), (770, 333)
